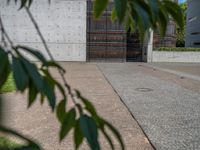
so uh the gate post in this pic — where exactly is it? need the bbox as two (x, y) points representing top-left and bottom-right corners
(142, 29), (153, 62)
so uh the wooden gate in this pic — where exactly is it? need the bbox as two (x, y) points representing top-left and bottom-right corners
(87, 1), (127, 61)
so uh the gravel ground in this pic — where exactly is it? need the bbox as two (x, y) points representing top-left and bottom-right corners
(98, 63), (200, 150)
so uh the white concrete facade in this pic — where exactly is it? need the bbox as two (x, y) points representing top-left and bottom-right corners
(0, 0), (87, 61)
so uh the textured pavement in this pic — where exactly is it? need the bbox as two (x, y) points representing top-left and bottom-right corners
(98, 63), (200, 150)
(1, 63), (153, 150)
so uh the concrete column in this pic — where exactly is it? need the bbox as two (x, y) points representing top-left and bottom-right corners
(147, 29), (154, 62)
(142, 29), (153, 62)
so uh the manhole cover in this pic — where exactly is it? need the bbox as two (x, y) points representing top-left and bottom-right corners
(135, 88), (153, 92)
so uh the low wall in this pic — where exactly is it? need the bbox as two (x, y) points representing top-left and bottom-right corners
(152, 51), (200, 62)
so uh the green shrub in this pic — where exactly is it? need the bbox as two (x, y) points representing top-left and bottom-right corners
(154, 47), (200, 52)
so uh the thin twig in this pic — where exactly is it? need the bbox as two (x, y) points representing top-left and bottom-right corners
(25, 7), (77, 105)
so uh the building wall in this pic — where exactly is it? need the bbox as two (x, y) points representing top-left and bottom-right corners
(0, 0), (87, 61)
(186, 0), (200, 47)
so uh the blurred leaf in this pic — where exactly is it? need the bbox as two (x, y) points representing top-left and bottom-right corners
(148, 0), (159, 23)
(28, 81), (38, 107)
(101, 128), (114, 150)
(42, 69), (66, 101)
(12, 56), (29, 92)
(43, 61), (65, 73)
(60, 108), (76, 141)
(40, 93), (45, 105)
(80, 115), (99, 150)
(17, 46), (47, 64)
(43, 76), (56, 110)
(56, 99), (66, 123)
(76, 90), (97, 116)
(0, 126), (42, 150)
(74, 119), (84, 150)
(19, 0), (27, 9)
(111, 8), (117, 22)
(14, 144), (41, 150)
(103, 120), (124, 150)
(94, 0), (108, 18)
(0, 47), (10, 89)
(157, 8), (168, 37)
(114, 0), (127, 22)
(21, 58), (44, 91)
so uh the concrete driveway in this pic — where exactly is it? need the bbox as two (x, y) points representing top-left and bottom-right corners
(98, 63), (200, 150)
(1, 63), (153, 150)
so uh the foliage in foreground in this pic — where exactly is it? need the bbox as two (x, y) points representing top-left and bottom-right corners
(0, 74), (16, 94)
(0, 0), (184, 150)
(0, 136), (22, 150)
(176, 2), (187, 47)
(154, 47), (200, 52)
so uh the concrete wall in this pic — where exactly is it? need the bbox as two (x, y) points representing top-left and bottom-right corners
(152, 51), (200, 62)
(186, 0), (200, 47)
(0, 0), (86, 61)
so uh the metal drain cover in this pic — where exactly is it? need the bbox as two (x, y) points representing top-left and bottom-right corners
(135, 88), (153, 92)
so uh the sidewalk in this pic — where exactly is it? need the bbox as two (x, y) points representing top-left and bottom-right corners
(2, 63), (153, 150)
(98, 63), (200, 150)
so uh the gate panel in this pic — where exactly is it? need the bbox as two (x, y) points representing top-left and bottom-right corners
(87, 1), (126, 61)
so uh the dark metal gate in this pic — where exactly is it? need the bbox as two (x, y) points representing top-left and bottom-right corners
(87, 1), (126, 62)
(126, 32), (143, 62)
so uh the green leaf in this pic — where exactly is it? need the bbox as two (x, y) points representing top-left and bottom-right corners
(133, 1), (150, 30)
(19, 0), (27, 9)
(28, 81), (38, 107)
(40, 93), (45, 105)
(56, 99), (66, 123)
(0, 47), (10, 89)
(12, 56), (29, 91)
(94, 0), (108, 18)
(158, 8), (168, 37)
(101, 128), (114, 150)
(103, 120), (124, 150)
(60, 108), (76, 141)
(28, 0), (33, 7)
(76, 90), (97, 116)
(43, 61), (65, 73)
(114, 0), (127, 22)
(43, 76), (56, 111)
(148, 0), (159, 22)
(74, 119), (84, 150)
(21, 58), (44, 91)
(17, 46), (47, 64)
(80, 115), (99, 150)
(111, 8), (117, 22)
(42, 69), (66, 102)
(14, 144), (41, 150)
(0, 125), (42, 150)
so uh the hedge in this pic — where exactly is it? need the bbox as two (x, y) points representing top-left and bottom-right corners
(154, 47), (200, 52)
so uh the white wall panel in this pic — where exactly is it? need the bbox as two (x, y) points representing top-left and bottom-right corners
(0, 0), (87, 61)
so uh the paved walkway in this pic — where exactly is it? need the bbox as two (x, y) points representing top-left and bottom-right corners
(1, 63), (153, 150)
(98, 63), (200, 150)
